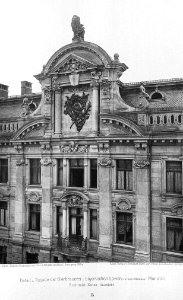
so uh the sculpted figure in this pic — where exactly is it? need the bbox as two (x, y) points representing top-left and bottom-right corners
(139, 84), (150, 99)
(71, 15), (85, 41)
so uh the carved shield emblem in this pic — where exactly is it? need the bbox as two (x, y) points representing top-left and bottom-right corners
(64, 92), (91, 132)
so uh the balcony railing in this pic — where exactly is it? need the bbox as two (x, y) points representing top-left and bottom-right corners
(58, 234), (88, 255)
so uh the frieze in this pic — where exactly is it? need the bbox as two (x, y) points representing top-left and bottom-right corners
(60, 143), (88, 153)
(98, 157), (112, 167)
(134, 160), (150, 168)
(14, 144), (23, 152)
(40, 143), (51, 152)
(64, 92), (91, 132)
(68, 85), (90, 93)
(40, 158), (52, 165)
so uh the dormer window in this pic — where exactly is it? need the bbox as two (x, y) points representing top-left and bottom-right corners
(150, 88), (165, 101)
(151, 92), (162, 100)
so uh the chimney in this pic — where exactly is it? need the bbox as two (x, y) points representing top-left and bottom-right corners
(21, 81), (32, 95)
(0, 84), (9, 98)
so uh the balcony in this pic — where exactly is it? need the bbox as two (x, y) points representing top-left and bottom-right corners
(58, 234), (88, 255)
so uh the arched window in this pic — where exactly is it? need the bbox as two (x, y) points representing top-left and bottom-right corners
(150, 116), (153, 125)
(151, 92), (163, 100)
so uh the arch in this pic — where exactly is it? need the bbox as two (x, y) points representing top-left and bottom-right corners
(60, 190), (89, 205)
(44, 41), (113, 74)
(12, 117), (50, 140)
(101, 114), (143, 136)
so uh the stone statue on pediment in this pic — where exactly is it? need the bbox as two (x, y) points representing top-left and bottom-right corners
(71, 15), (85, 42)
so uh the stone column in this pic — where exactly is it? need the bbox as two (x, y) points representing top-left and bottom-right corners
(12, 157), (25, 264)
(97, 157), (112, 260)
(84, 158), (88, 189)
(55, 89), (62, 135)
(62, 200), (67, 238)
(134, 141), (151, 262)
(91, 79), (99, 136)
(39, 157), (52, 263)
(83, 205), (88, 239)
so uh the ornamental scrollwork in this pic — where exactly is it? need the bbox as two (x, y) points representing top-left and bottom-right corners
(60, 143), (88, 153)
(27, 192), (40, 203)
(67, 195), (83, 207)
(100, 79), (111, 96)
(98, 157), (112, 167)
(134, 160), (150, 168)
(44, 86), (52, 103)
(64, 92), (91, 132)
(40, 158), (52, 166)
(16, 159), (26, 166)
(116, 199), (131, 211)
(58, 58), (90, 74)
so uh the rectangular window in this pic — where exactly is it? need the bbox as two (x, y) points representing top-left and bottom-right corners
(29, 204), (40, 231)
(0, 246), (7, 264)
(30, 159), (41, 185)
(69, 159), (84, 187)
(116, 160), (133, 190)
(166, 161), (182, 194)
(0, 159), (8, 183)
(116, 212), (133, 245)
(57, 159), (63, 186)
(57, 206), (62, 234)
(69, 207), (83, 236)
(26, 252), (38, 264)
(90, 209), (97, 240)
(90, 159), (97, 188)
(166, 217), (183, 253)
(0, 201), (7, 227)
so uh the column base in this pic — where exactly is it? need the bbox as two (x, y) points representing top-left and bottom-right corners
(39, 249), (51, 263)
(97, 246), (112, 261)
(54, 132), (62, 138)
(13, 233), (24, 243)
(134, 251), (151, 263)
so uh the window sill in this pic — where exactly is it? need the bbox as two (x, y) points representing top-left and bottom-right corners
(25, 230), (40, 235)
(89, 239), (99, 243)
(27, 185), (42, 188)
(161, 193), (182, 200)
(165, 251), (183, 257)
(112, 190), (135, 194)
(112, 243), (135, 249)
(0, 226), (8, 230)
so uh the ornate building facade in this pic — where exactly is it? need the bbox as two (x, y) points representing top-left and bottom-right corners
(0, 16), (183, 263)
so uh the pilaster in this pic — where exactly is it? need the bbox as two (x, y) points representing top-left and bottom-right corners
(97, 157), (112, 260)
(134, 141), (151, 262)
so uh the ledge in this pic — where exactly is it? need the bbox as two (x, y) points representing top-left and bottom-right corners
(112, 243), (135, 249)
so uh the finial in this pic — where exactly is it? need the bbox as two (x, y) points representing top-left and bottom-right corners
(71, 15), (85, 42)
(114, 53), (119, 62)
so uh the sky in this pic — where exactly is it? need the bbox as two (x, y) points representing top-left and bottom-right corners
(1, 0), (183, 95)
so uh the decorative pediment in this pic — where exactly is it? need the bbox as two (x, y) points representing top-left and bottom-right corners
(101, 115), (143, 137)
(13, 118), (50, 140)
(51, 54), (97, 74)
(162, 203), (183, 216)
(116, 199), (132, 211)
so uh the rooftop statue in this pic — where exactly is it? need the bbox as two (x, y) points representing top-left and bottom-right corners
(71, 15), (85, 42)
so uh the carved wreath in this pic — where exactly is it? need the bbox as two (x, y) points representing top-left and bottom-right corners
(64, 92), (91, 132)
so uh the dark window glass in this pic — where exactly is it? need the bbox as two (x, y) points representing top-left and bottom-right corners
(90, 209), (97, 239)
(69, 159), (84, 187)
(26, 252), (38, 264)
(29, 204), (40, 231)
(0, 159), (8, 183)
(116, 160), (133, 190)
(30, 159), (41, 185)
(69, 207), (83, 236)
(116, 212), (133, 245)
(57, 159), (63, 186)
(90, 159), (97, 188)
(151, 92), (162, 100)
(0, 201), (7, 226)
(57, 206), (62, 234)
(0, 246), (7, 264)
(166, 161), (182, 194)
(167, 218), (183, 253)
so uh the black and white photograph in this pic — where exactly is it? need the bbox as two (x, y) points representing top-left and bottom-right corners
(0, 0), (183, 299)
